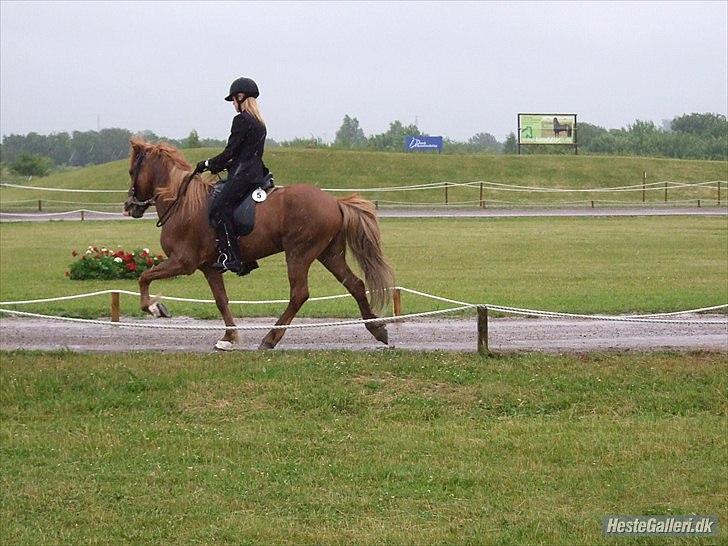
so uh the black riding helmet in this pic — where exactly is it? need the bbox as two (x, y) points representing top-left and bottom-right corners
(225, 77), (259, 101)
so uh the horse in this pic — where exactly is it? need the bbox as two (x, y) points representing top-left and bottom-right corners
(553, 117), (573, 137)
(122, 137), (394, 350)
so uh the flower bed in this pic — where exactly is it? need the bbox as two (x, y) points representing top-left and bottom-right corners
(67, 246), (166, 280)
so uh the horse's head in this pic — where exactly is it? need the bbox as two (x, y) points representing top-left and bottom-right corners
(123, 138), (156, 218)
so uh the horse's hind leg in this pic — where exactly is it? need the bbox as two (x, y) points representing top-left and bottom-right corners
(318, 234), (388, 345)
(201, 266), (239, 350)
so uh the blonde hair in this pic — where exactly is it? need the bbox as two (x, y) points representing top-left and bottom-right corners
(238, 95), (265, 126)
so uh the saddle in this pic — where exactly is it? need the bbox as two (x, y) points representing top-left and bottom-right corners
(209, 173), (275, 237)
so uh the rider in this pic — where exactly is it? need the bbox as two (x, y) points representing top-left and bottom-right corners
(195, 76), (270, 275)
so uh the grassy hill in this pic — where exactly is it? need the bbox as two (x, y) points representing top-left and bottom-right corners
(1, 148), (726, 209)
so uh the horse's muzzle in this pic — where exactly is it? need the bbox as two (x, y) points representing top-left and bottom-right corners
(123, 197), (151, 218)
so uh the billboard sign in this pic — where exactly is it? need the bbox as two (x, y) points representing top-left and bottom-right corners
(404, 135), (443, 153)
(518, 114), (577, 145)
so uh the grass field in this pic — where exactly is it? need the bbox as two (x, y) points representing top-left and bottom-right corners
(1, 350), (725, 545)
(1, 217), (726, 319)
(1, 148), (726, 209)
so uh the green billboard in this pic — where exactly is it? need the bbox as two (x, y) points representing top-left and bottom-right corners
(518, 113), (577, 145)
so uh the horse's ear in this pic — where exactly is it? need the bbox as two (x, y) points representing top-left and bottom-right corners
(129, 135), (147, 151)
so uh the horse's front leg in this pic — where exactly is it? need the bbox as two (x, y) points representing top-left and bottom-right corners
(200, 265), (239, 351)
(138, 257), (193, 317)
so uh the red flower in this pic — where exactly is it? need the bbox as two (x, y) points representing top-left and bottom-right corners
(146, 258), (154, 266)
(126, 262), (137, 271)
(72, 250), (78, 257)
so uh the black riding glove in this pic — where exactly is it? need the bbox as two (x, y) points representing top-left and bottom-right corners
(194, 160), (209, 174)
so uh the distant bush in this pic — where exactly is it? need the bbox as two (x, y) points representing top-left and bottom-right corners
(11, 153), (54, 176)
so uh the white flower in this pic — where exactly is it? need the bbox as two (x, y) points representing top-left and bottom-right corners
(101, 248), (107, 253)
(143, 248), (149, 254)
(86, 249), (93, 254)
(114, 257), (123, 263)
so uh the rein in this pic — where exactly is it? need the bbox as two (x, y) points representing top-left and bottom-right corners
(155, 171), (196, 228)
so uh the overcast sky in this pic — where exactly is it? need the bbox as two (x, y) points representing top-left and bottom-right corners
(1, 1), (726, 143)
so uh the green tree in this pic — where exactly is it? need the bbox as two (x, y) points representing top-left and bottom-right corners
(574, 122), (607, 150)
(11, 153), (53, 176)
(671, 113), (727, 138)
(368, 120), (421, 151)
(503, 132), (518, 154)
(185, 129), (201, 149)
(334, 115), (367, 148)
(467, 132), (501, 152)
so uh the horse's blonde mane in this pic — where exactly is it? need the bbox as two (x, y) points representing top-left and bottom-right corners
(131, 137), (215, 222)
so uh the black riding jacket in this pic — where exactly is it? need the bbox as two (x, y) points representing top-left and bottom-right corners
(207, 111), (268, 183)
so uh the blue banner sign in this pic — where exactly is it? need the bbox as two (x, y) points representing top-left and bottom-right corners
(404, 135), (443, 153)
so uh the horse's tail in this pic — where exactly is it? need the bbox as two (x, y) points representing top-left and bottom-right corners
(337, 195), (395, 312)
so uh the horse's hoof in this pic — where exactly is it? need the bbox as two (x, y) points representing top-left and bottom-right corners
(372, 325), (389, 345)
(214, 340), (235, 351)
(258, 341), (275, 350)
(148, 302), (171, 318)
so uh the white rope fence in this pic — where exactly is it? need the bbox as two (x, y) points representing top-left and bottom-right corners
(0, 209), (124, 218)
(3, 179), (725, 195)
(1, 286), (726, 331)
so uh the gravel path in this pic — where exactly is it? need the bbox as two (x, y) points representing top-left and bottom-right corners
(1, 315), (725, 353)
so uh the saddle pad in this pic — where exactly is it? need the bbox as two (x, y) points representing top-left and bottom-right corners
(209, 175), (275, 237)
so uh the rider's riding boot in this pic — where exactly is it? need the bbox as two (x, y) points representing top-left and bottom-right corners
(215, 222), (258, 276)
(215, 223), (242, 274)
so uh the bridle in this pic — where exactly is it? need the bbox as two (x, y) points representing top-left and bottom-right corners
(127, 149), (155, 208)
(128, 146), (196, 227)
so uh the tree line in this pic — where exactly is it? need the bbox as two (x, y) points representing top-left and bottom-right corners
(280, 112), (726, 160)
(0, 128), (228, 175)
(1, 112), (725, 176)
(503, 113), (726, 160)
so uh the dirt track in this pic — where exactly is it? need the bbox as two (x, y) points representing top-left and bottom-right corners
(1, 314), (725, 353)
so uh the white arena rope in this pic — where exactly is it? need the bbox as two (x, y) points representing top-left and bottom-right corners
(0, 209), (125, 217)
(3, 180), (724, 195)
(0, 183), (127, 193)
(0, 286), (726, 329)
(0, 305), (474, 331)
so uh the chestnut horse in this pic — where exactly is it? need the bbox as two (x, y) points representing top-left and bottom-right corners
(123, 137), (394, 350)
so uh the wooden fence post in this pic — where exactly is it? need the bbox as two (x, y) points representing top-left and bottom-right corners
(80, 210), (85, 221)
(718, 181), (721, 206)
(477, 306), (489, 355)
(664, 181), (668, 203)
(392, 288), (402, 317)
(111, 292), (120, 322)
(38, 200), (42, 212)
(480, 182), (484, 208)
(444, 182), (449, 205)
(642, 171), (646, 203)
